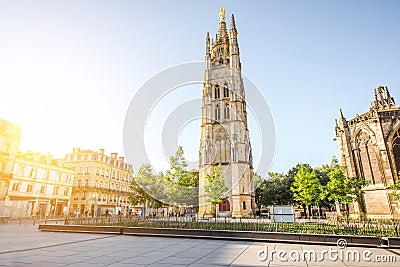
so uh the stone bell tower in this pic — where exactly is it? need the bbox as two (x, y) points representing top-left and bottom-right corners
(198, 8), (255, 218)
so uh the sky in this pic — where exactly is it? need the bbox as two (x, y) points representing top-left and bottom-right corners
(0, 0), (399, 174)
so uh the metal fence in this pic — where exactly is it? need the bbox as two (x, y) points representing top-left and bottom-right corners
(63, 216), (400, 238)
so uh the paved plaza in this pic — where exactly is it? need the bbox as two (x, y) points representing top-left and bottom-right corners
(1, 223), (400, 267)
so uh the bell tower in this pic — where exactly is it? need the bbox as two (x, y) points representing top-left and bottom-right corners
(198, 8), (254, 218)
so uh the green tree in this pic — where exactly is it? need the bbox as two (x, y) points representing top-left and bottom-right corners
(321, 158), (369, 223)
(164, 146), (199, 206)
(290, 164), (321, 218)
(265, 172), (294, 205)
(389, 173), (400, 203)
(204, 164), (228, 219)
(254, 175), (266, 213)
(128, 164), (166, 213)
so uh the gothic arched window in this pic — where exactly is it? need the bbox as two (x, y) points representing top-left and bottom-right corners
(214, 85), (220, 99)
(393, 129), (400, 175)
(224, 103), (230, 119)
(216, 139), (221, 163)
(215, 104), (221, 121)
(356, 132), (381, 184)
(223, 84), (229, 98)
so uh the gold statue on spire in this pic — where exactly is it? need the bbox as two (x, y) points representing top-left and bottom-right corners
(219, 7), (226, 22)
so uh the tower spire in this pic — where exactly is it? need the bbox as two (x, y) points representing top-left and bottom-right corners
(217, 7), (229, 43)
(229, 13), (240, 70)
(230, 14), (237, 33)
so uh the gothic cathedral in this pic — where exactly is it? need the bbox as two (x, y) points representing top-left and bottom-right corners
(336, 86), (400, 219)
(198, 8), (255, 218)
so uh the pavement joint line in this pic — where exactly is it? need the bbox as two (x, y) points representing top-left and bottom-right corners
(101, 237), (207, 266)
(300, 244), (310, 267)
(227, 242), (252, 266)
(187, 240), (232, 266)
(136, 238), (210, 267)
(0, 235), (116, 255)
(385, 248), (400, 257)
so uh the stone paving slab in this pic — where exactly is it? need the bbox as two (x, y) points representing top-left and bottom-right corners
(1, 223), (400, 266)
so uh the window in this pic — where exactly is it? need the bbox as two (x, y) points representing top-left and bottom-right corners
(243, 201), (246, 210)
(27, 184), (34, 193)
(215, 104), (221, 121)
(393, 129), (400, 175)
(40, 185), (46, 194)
(224, 103), (230, 119)
(219, 199), (230, 211)
(223, 84), (229, 98)
(53, 186), (59, 195)
(12, 182), (20, 192)
(214, 85), (220, 99)
(3, 142), (10, 154)
(356, 132), (381, 184)
(17, 166), (24, 177)
(64, 188), (69, 196)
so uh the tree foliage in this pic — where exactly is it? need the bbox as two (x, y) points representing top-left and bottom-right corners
(204, 164), (228, 205)
(290, 164), (321, 216)
(164, 146), (199, 206)
(322, 158), (369, 206)
(128, 164), (165, 209)
(128, 147), (199, 209)
(254, 175), (266, 212)
(389, 172), (400, 203)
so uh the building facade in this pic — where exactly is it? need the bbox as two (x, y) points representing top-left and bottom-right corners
(198, 8), (255, 218)
(3, 151), (74, 218)
(0, 119), (21, 215)
(335, 86), (400, 219)
(64, 148), (132, 217)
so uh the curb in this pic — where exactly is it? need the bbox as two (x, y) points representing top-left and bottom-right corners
(38, 224), (400, 249)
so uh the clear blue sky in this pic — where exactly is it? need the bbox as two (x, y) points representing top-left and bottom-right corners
(0, 1), (399, 174)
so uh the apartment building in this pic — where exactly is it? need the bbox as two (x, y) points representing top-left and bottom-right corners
(5, 151), (74, 218)
(64, 148), (132, 217)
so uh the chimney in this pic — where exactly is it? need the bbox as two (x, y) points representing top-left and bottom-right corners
(99, 149), (105, 154)
(119, 156), (125, 162)
(111, 153), (118, 159)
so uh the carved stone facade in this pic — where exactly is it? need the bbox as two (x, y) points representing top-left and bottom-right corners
(335, 86), (400, 219)
(198, 8), (255, 218)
